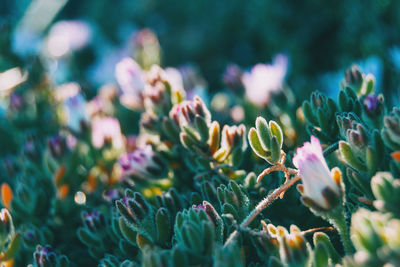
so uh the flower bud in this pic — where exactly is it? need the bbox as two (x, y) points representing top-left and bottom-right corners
(371, 172), (400, 214)
(382, 107), (400, 151)
(81, 211), (106, 233)
(344, 65), (363, 94)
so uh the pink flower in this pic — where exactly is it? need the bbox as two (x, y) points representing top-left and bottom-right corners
(115, 58), (145, 94)
(242, 54), (288, 107)
(115, 57), (145, 109)
(91, 117), (123, 149)
(293, 136), (341, 210)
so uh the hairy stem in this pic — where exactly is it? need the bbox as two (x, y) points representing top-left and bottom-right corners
(223, 175), (301, 248)
(323, 141), (339, 157)
(329, 208), (354, 255)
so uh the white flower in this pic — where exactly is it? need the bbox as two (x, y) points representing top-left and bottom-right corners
(242, 54), (288, 107)
(63, 93), (88, 132)
(115, 57), (145, 109)
(91, 117), (123, 149)
(46, 20), (91, 58)
(293, 136), (342, 210)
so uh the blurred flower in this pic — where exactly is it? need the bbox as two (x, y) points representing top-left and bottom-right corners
(46, 20), (92, 58)
(0, 67), (27, 93)
(165, 67), (184, 92)
(230, 105), (245, 122)
(125, 135), (137, 152)
(9, 92), (24, 111)
(63, 93), (88, 132)
(115, 57), (145, 109)
(118, 145), (165, 179)
(66, 135), (78, 150)
(102, 189), (122, 203)
(211, 93), (230, 112)
(293, 136), (342, 210)
(223, 64), (243, 91)
(91, 117), (123, 149)
(47, 135), (67, 159)
(242, 54), (288, 107)
(81, 211), (105, 233)
(55, 82), (81, 102)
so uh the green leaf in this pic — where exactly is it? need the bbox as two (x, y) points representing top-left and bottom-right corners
(248, 128), (268, 159)
(255, 117), (271, 150)
(339, 141), (366, 171)
(313, 243), (329, 267)
(270, 136), (281, 164)
(269, 121), (283, 148)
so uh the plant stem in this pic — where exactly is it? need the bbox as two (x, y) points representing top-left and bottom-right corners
(329, 208), (354, 255)
(223, 175), (301, 248)
(323, 142), (339, 157)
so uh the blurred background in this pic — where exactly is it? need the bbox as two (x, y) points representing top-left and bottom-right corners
(1, 0), (400, 103)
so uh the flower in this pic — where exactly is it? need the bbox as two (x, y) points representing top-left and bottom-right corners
(91, 117), (123, 149)
(293, 136), (342, 210)
(46, 20), (91, 58)
(363, 94), (384, 119)
(47, 135), (67, 159)
(118, 145), (165, 179)
(63, 92), (88, 132)
(115, 57), (145, 109)
(242, 54), (288, 107)
(223, 64), (243, 91)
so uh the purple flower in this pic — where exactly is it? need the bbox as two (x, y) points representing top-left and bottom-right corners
(242, 54), (288, 107)
(118, 145), (164, 179)
(103, 189), (122, 203)
(47, 135), (67, 159)
(364, 94), (379, 113)
(193, 204), (205, 211)
(9, 92), (24, 111)
(293, 136), (342, 210)
(223, 64), (243, 91)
